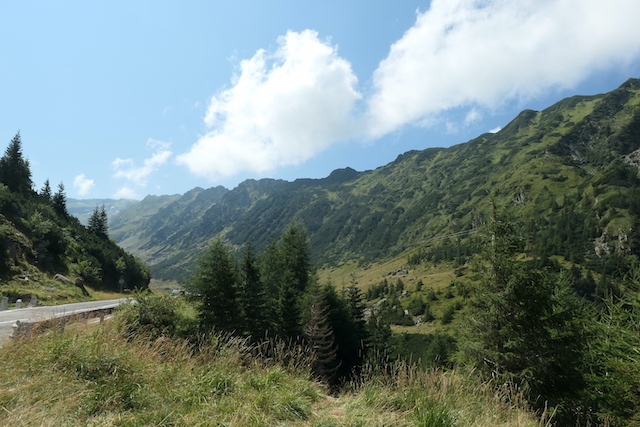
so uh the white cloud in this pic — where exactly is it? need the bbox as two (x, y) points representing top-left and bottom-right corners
(112, 139), (172, 194)
(73, 173), (94, 196)
(177, 29), (361, 181)
(112, 185), (138, 200)
(367, 0), (640, 137)
(465, 108), (481, 125)
(489, 126), (502, 134)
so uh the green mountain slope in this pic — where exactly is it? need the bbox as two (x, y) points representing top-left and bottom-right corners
(0, 143), (151, 298)
(111, 78), (640, 282)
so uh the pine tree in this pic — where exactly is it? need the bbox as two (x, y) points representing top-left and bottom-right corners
(343, 284), (367, 345)
(52, 182), (67, 216)
(365, 311), (395, 364)
(305, 292), (340, 384)
(459, 209), (585, 411)
(0, 132), (32, 195)
(88, 204), (109, 238)
(238, 241), (267, 339)
(258, 223), (314, 338)
(40, 179), (52, 201)
(280, 223), (311, 294)
(324, 284), (367, 382)
(186, 236), (241, 333)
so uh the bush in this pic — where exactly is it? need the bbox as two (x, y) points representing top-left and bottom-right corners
(117, 293), (181, 338)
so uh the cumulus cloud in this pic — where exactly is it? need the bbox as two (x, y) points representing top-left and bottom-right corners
(177, 29), (361, 181)
(367, 0), (640, 137)
(73, 174), (94, 196)
(112, 139), (172, 197)
(177, 1), (640, 183)
(113, 185), (138, 200)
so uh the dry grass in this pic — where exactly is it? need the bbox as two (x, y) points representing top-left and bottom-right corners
(0, 319), (542, 426)
(333, 363), (545, 427)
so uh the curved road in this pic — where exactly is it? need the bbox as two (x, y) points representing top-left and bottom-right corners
(0, 299), (128, 345)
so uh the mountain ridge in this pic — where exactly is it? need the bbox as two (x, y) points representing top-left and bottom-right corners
(110, 78), (640, 282)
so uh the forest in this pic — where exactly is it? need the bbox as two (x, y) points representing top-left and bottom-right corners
(0, 132), (150, 297)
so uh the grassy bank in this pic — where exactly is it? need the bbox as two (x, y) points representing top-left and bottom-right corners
(0, 316), (542, 426)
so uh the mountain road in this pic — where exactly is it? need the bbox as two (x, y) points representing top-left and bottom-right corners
(0, 298), (128, 346)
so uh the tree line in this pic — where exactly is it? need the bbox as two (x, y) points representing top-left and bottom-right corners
(0, 132), (150, 290)
(184, 224), (382, 386)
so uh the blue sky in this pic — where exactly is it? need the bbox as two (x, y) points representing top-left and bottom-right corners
(2, 0), (640, 200)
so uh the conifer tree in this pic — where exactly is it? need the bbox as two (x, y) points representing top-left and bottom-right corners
(280, 223), (311, 293)
(186, 236), (241, 333)
(238, 241), (267, 339)
(259, 223), (314, 338)
(258, 241), (286, 335)
(40, 179), (52, 201)
(0, 132), (32, 195)
(305, 292), (340, 384)
(88, 204), (109, 238)
(323, 284), (367, 382)
(52, 182), (68, 216)
(365, 311), (395, 364)
(459, 209), (585, 412)
(343, 284), (367, 346)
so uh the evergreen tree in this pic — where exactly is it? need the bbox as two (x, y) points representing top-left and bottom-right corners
(0, 132), (32, 195)
(365, 311), (395, 364)
(323, 284), (367, 382)
(39, 179), (52, 201)
(88, 204), (109, 238)
(52, 182), (67, 216)
(459, 210), (585, 412)
(258, 241), (287, 335)
(280, 223), (312, 294)
(305, 291), (340, 384)
(343, 284), (367, 349)
(238, 241), (267, 339)
(186, 236), (241, 333)
(258, 223), (314, 338)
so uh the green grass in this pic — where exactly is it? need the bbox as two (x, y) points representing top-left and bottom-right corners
(0, 315), (543, 426)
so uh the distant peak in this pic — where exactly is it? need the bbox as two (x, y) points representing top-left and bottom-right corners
(620, 77), (640, 90)
(326, 167), (359, 183)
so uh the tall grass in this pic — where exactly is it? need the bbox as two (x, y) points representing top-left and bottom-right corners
(0, 317), (542, 426)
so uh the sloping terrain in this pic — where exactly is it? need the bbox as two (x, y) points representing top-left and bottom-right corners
(110, 78), (640, 282)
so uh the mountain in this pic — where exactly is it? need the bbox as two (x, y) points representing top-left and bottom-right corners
(110, 78), (640, 282)
(67, 198), (139, 225)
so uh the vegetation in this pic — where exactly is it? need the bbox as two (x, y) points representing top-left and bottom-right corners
(0, 133), (150, 303)
(154, 212), (640, 423)
(5, 79), (640, 424)
(0, 316), (541, 426)
(184, 225), (369, 388)
(110, 79), (640, 287)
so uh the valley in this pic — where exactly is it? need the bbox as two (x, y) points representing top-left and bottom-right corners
(2, 78), (640, 425)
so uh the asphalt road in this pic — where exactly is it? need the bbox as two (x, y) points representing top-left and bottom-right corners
(0, 298), (128, 345)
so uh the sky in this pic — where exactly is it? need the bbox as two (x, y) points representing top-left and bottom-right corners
(2, 0), (640, 200)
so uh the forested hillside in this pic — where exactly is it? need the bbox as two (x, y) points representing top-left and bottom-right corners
(112, 78), (640, 284)
(0, 133), (150, 298)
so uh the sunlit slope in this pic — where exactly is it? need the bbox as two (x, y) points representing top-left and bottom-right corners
(111, 78), (640, 282)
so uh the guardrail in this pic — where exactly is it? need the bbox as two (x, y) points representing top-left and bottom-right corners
(10, 307), (116, 340)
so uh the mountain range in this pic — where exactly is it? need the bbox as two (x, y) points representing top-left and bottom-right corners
(108, 78), (640, 283)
